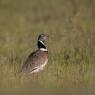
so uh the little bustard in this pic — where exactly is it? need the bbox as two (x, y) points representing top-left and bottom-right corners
(21, 34), (48, 74)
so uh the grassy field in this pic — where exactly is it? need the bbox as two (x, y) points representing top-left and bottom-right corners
(0, 0), (95, 95)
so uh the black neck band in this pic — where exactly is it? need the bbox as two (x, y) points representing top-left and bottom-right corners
(38, 40), (46, 49)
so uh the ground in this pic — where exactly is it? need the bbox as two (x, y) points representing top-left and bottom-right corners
(0, 0), (95, 95)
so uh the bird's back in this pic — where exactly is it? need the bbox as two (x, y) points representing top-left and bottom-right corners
(21, 50), (48, 74)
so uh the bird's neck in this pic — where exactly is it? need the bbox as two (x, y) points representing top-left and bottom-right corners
(38, 40), (47, 51)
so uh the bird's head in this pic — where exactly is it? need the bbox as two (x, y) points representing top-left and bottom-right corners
(38, 34), (48, 43)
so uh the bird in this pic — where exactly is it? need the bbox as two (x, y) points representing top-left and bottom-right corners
(21, 34), (48, 74)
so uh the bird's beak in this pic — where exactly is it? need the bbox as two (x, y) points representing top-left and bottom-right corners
(46, 34), (49, 38)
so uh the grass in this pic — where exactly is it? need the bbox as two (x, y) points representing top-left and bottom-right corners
(0, 0), (95, 95)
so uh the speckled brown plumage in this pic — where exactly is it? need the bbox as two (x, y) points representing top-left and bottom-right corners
(21, 50), (48, 73)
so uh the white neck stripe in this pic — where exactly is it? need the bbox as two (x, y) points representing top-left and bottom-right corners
(40, 48), (48, 51)
(38, 40), (45, 45)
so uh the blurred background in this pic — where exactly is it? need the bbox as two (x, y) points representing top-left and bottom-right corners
(0, 0), (95, 95)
